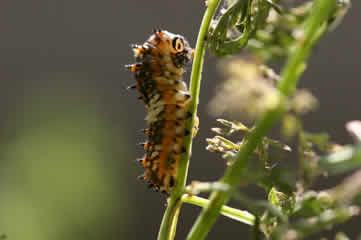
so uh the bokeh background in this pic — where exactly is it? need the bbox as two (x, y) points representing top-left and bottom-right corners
(0, 1), (360, 239)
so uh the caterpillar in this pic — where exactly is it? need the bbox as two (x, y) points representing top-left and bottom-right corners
(126, 29), (194, 194)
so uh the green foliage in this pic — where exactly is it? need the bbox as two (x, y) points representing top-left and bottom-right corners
(176, 0), (357, 239)
(158, 0), (357, 239)
(208, 0), (350, 60)
(208, 0), (283, 57)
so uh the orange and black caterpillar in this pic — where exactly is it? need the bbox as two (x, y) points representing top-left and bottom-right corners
(126, 29), (194, 194)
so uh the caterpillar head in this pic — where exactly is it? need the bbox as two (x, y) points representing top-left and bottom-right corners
(148, 29), (194, 68)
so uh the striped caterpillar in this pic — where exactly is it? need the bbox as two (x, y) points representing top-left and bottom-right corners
(126, 29), (194, 194)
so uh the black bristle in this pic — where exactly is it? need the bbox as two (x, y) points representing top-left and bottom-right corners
(152, 28), (158, 34)
(140, 128), (149, 134)
(126, 84), (137, 90)
(124, 64), (132, 70)
(130, 44), (139, 49)
(136, 157), (144, 163)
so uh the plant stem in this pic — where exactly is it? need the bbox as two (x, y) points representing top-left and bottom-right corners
(157, 0), (222, 239)
(182, 195), (255, 225)
(186, 1), (336, 239)
(157, 197), (181, 240)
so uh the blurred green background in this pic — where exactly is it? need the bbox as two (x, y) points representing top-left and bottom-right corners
(0, 85), (134, 239)
(0, 1), (360, 239)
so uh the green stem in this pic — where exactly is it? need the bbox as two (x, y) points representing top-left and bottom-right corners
(186, 1), (336, 239)
(182, 195), (255, 225)
(157, 0), (222, 239)
(168, 199), (182, 240)
(157, 197), (181, 240)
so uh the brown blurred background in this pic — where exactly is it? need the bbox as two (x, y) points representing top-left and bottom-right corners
(0, 1), (360, 239)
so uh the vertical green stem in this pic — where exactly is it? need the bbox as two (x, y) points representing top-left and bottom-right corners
(186, 1), (336, 239)
(157, 0), (222, 239)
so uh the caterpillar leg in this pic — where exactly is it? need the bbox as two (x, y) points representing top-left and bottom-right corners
(193, 116), (199, 137)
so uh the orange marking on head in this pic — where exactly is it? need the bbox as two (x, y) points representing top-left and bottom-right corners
(156, 41), (168, 53)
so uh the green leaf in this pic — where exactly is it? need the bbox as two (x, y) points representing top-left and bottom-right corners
(215, 119), (250, 135)
(269, 187), (295, 216)
(208, 0), (252, 56)
(215, 136), (241, 150)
